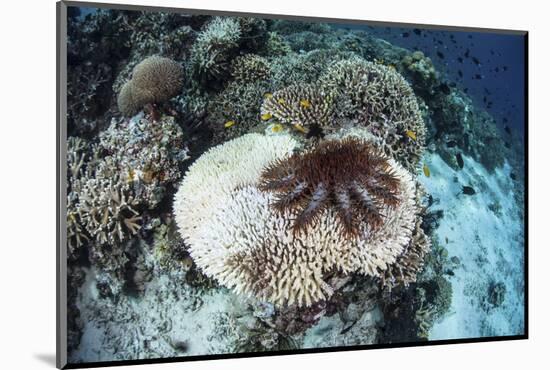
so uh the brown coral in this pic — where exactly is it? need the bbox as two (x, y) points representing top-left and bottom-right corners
(319, 58), (426, 171)
(259, 138), (401, 238)
(260, 83), (334, 132)
(231, 54), (271, 83)
(117, 56), (184, 116)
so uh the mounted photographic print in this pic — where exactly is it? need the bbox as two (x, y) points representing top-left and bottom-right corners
(56, 1), (528, 368)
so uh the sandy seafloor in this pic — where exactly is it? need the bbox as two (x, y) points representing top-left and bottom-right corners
(70, 150), (524, 363)
(421, 153), (524, 339)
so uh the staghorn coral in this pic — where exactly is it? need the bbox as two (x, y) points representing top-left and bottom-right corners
(77, 170), (142, 246)
(259, 138), (401, 238)
(117, 56), (184, 116)
(260, 84), (335, 132)
(174, 134), (421, 307)
(188, 17), (242, 88)
(230, 54), (271, 83)
(319, 57), (426, 170)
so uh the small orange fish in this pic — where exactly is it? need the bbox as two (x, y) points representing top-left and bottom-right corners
(224, 120), (236, 128)
(300, 99), (311, 108)
(271, 123), (284, 133)
(423, 163), (430, 177)
(261, 112), (272, 121)
(406, 130), (417, 141)
(293, 123), (307, 134)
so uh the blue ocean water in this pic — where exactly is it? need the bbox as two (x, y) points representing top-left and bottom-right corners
(334, 23), (526, 138)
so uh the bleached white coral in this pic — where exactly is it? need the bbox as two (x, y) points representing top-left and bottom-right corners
(174, 133), (419, 307)
(174, 133), (299, 242)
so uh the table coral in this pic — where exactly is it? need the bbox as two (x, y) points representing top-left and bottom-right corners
(174, 134), (422, 307)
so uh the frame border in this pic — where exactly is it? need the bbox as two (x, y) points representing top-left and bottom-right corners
(56, 1), (529, 369)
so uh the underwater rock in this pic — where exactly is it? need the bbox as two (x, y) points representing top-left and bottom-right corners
(487, 281), (506, 308)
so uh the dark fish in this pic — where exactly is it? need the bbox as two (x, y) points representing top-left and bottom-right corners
(456, 153), (464, 169)
(510, 173), (517, 181)
(504, 125), (512, 135)
(465, 49), (470, 58)
(503, 66), (508, 71)
(402, 32), (410, 38)
(504, 142), (511, 149)
(463, 88), (469, 93)
(458, 70), (463, 78)
(468, 35), (473, 39)
(472, 56), (481, 65)
(446, 140), (457, 148)
(458, 57), (463, 63)
(503, 118), (508, 123)
(462, 186), (476, 195)
(474, 74), (482, 79)
(413, 28), (422, 35)
(495, 67), (500, 72)
(439, 83), (451, 95)
(437, 51), (445, 59)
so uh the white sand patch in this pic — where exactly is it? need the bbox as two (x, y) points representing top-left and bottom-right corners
(70, 264), (247, 363)
(419, 152), (524, 340)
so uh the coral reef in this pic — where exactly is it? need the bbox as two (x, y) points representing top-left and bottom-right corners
(66, 114), (189, 282)
(259, 138), (402, 238)
(231, 54), (271, 83)
(260, 84), (334, 132)
(117, 56), (184, 116)
(188, 17), (242, 88)
(319, 57), (426, 171)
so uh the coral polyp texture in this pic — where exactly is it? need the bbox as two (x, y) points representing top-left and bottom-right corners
(259, 138), (401, 238)
(117, 56), (184, 116)
(260, 84), (335, 131)
(230, 54), (271, 83)
(189, 17), (242, 87)
(174, 134), (420, 307)
(319, 57), (426, 170)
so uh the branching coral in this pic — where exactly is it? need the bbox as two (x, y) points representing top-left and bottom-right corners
(266, 32), (292, 56)
(174, 134), (421, 307)
(260, 84), (334, 131)
(188, 17), (242, 87)
(230, 54), (271, 83)
(207, 79), (272, 142)
(68, 115), (189, 251)
(77, 173), (142, 245)
(259, 138), (401, 238)
(319, 57), (426, 170)
(117, 56), (184, 116)
(98, 115), (189, 208)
